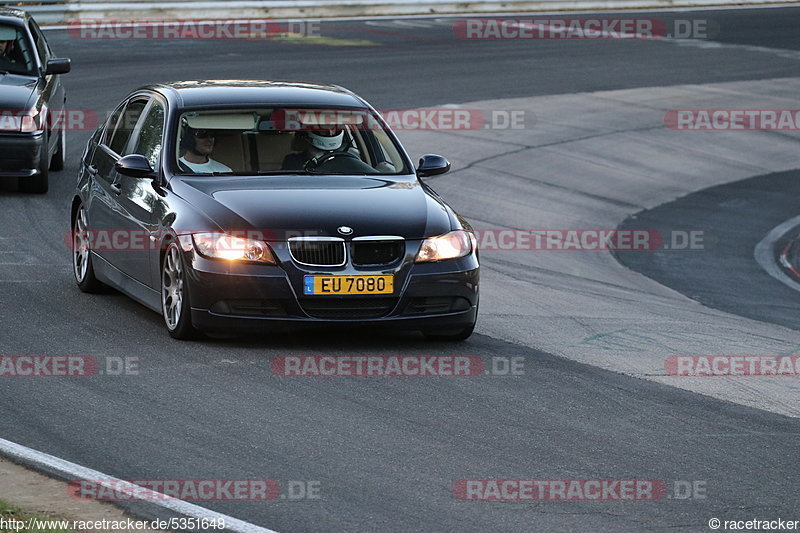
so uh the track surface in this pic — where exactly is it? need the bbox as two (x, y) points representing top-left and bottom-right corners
(617, 169), (800, 331)
(2, 8), (800, 532)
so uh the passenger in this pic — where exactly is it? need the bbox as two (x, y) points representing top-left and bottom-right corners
(178, 127), (232, 173)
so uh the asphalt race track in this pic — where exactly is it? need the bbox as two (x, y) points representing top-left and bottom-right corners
(2, 8), (800, 532)
(617, 169), (800, 331)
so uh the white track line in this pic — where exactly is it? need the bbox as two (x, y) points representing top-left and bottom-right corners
(0, 437), (279, 533)
(754, 214), (800, 293)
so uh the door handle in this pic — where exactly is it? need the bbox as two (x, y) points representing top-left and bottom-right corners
(86, 164), (98, 176)
(110, 182), (121, 194)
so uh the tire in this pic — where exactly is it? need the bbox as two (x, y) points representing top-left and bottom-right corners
(19, 132), (49, 194)
(422, 324), (475, 342)
(161, 242), (201, 340)
(72, 205), (104, 293)
(49, 129), (65, 171)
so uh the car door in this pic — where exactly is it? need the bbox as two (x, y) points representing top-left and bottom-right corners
(116, 96), (167, 290)
(27, 18), (63, 151)
(88, 96), (150, 283)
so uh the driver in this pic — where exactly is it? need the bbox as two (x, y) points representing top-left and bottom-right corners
(281, 125), (345, 171)
(0, 27), (20, 69)
(179, 127), (232, 173)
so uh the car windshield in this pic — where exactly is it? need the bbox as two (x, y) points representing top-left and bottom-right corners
(174, 108), (410, 176)
(0, 24), (36, 76)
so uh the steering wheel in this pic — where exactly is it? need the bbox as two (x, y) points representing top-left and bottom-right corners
(306, 150), (363, 171)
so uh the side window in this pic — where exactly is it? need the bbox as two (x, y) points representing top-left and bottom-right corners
(129, 100), (165, 167)
(109, 100), (147, 155)
(27, 21), (49, 67)
(100, 104), (125, 148)
(0, 24), (35, 75)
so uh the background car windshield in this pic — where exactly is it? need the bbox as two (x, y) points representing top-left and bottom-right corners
(175, 108), (409, 175)
(0, 24), (36, 76)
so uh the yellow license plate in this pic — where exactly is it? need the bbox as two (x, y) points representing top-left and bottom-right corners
(303, 275), (394, 295)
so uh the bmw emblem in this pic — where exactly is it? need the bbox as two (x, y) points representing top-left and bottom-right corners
(338, 226), (354, 235)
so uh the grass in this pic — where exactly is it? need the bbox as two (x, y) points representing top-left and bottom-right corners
(0, 499), (73, 533)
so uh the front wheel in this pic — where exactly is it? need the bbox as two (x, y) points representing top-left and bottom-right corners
(49, 129), (65, 171)
(72, 205), (104, 293)
(161, 242), (200, 340)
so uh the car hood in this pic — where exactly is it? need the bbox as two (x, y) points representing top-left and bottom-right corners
(0, 75), (37, 110)
(174, 175), (454, 240)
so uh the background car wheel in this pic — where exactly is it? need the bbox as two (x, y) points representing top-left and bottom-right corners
(19, 132), (49, 194)
(72, 205), (104, 293)
(49, 129), (65, 171)
(162, 242), (201, 340)
(422, 324), (475, 342)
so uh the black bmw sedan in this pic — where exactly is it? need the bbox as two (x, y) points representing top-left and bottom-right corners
(0, 8), (70, 193)
(71, 80), (479, 340)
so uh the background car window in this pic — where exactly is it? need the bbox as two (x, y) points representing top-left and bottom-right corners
(26, 20), (50, 67)
(0, 24), (36, 76)
(109, 100), (147, 155)
(130, 100), (165, 168)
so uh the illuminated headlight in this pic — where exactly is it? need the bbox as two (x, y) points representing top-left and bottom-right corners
(192, 233), (276, 263)
(416, 230), (474, 262)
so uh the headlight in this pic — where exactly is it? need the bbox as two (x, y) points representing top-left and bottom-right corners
(19, 110), (42, 133)
(0, 109), (41, 132)
(192, 233), (276, 263)
(416, 230), (474, 262)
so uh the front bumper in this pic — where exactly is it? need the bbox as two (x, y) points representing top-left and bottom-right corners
(182, 241), (479, 333)
(0, 132), (44, 178)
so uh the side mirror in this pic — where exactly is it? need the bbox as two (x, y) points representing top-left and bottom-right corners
(45, 58), (71, 76)
(416, 154), (450, 177)
(115, 154), (156, 179)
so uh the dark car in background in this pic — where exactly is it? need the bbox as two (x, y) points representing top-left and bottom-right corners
(71, 80), (479, 340)
(0, 8), (70, 193)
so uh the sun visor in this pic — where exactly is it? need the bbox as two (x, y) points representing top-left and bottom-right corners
(0, 27), (17, 40)
(182, 113), (258, 130)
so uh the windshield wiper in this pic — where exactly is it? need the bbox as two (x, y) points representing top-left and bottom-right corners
(180, 170), (321, 177)
(204, 170), (316, 176)
(256, 170), (315, 175)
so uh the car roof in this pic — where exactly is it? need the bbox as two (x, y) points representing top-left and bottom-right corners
(0, 8), (28, 24)
(147, 80), (369, 109)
